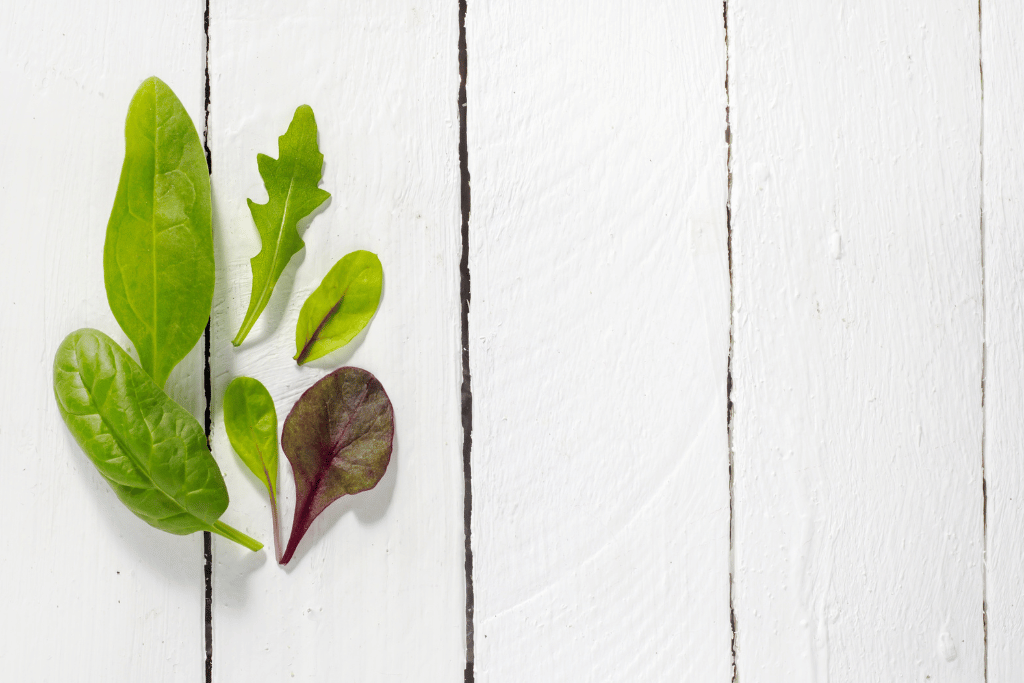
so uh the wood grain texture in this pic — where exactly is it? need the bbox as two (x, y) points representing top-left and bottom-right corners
(207, 1), (465, 680)
(982, 0), (1024, 679)
(467, 2), (732, 680)
(0, 2), (207, 680)
(729, 1), (984, 680)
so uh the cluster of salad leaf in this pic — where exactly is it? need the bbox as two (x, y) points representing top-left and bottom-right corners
(53, 76), (393, 566)
(226, 101), (391, 563)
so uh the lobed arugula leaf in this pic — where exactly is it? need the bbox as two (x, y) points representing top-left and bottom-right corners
(223, 376), (282, 560)
(294, 250), (383, 365)
(54, 329), (262, 551)
(279, 367), (394, 565)
(233, 105), (331, 346)
(104, 76), (214, 389)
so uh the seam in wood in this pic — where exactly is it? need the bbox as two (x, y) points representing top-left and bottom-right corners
(724, 2), (737, 681)
(202, 2), (213, 682)
(458, 0), (475, 680)
(978, 1), (988, 680)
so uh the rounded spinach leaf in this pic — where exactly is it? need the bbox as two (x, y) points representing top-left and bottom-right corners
(54, 328), (261, 551)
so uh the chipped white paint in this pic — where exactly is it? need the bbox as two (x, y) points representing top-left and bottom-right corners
(207, 1), (465, 681)
(467, 2), (732, 680)
(983, 1), (1024, 679)
(730, 0), (985, 681)
(0, 1), (207, 680)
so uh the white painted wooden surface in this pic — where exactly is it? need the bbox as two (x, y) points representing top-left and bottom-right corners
(983, 0), (1024, 679)
(0, 2), (208, 681)
(6, 1), (1024, 681)
(730, 0), (985, 680)
(466, 2), (732, 681)
(207, 1), (464, 681)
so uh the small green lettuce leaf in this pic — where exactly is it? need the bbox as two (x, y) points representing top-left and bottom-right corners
(294, 250), (383, 365)
(54, 328), (261, 551)
(223, 376), (282, 559)
(233, 105), (331, 346)
(104, 76), (214, 389)
(279, 367), (394, 564)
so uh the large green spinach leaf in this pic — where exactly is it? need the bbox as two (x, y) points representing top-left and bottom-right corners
(294, 250), (383, 365)
(54, 328), (261, 551)
(104, 77), (214, 389)
(233, 105), (331, 346)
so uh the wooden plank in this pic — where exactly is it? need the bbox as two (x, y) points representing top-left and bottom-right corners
(206, 1), (465, 680)
(982, 0), (1024, 678)
(729, 1), (984, 680)
(466, 2), (732, 680)
(0, 2), (207, 680)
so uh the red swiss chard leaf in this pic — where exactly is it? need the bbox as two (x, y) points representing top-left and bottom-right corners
(279, 366), (394, 564)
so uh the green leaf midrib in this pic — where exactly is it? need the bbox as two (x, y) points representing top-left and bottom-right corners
(82, 348), (213, 531)
(247, 424), (276, 498)
(296, 286), (350, 364)
(150, 83), (159, 382)
(255, 176), (298, 318)
(235, 176), (297, 345)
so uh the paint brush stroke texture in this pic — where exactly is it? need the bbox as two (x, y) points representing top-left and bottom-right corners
(730, 0), (983, 680)
(468, 1), (731, 680)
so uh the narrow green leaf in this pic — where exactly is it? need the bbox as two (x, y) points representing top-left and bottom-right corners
(279, 367), (394, 565)
(233, 105), (331, 346)
(294, 250), (383, 365)
(223, 377), (278, 496)
(223, 376), (282, 560)
(53, 329), (261, 551)
(104, 76), (214, 389)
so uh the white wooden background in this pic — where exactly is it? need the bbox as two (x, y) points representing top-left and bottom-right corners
(2, 1), (1023, 681)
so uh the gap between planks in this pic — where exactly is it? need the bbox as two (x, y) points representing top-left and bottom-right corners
(723, 1), (737, 682)
(202, 1), (214, 682)
(978, 0), (988, 680)
(458, 0), (475, 680)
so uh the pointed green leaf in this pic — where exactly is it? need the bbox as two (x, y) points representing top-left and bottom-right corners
(223, 376), (282, 559)
(104, 76), (214, 389)
(223, 377), (278, 496)
(294, 250), (383, 365)
(233, 105), (331, 346)
(279, 367), (394, 564)
(53, 328), (261, 551)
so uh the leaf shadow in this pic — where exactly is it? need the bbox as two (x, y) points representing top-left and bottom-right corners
(60, 428), (205, 587)
(235, 195), (333, 348)
(213, 541), (268, 610)
(281, 431), (399, 571)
